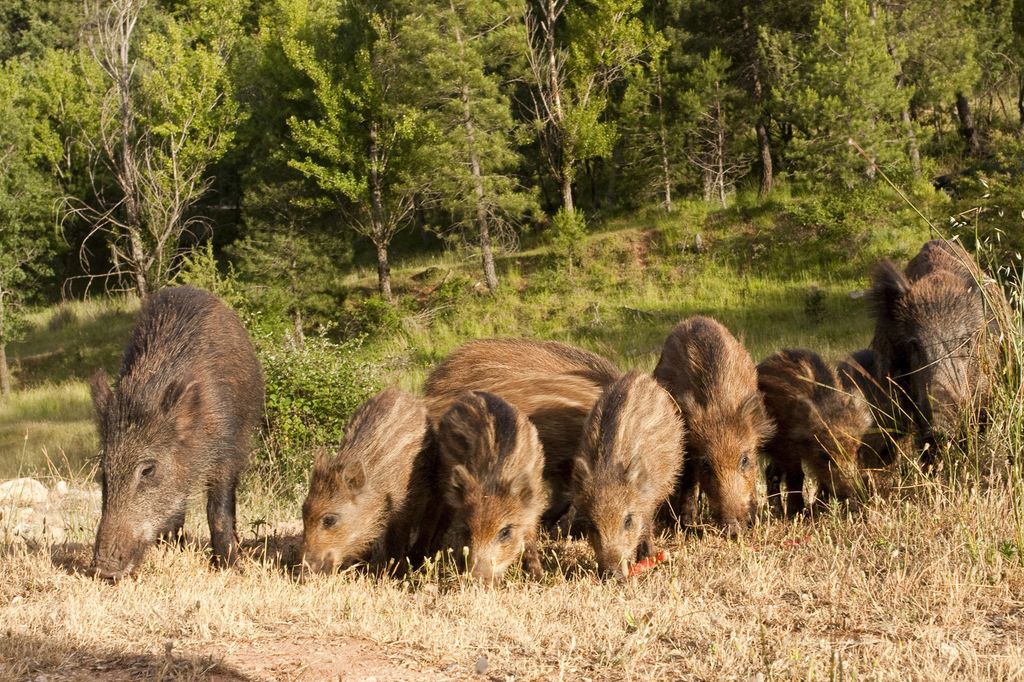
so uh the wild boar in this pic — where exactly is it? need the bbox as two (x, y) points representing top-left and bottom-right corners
(572, 371), (685, 578)
(870, 239), (1008, 448)
(758, 349), (875, 515)
(89, 286), (264, 580)
(424, 339), (620, 524)
(435, 391), (546, 584)
(301, 387), (439, 574)
(653, 316), (774, 536)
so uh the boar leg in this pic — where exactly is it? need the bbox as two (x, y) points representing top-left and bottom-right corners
(783, 467), (804, 516)
(677, 459), (701, 527)
(635, 522), (655, 563)
(158, 510), (187, 548)
(383, 515), (413, 577)
(765, 462), (784, 516)
(521, 530), (544, 580)
(206, 470), (240, 568)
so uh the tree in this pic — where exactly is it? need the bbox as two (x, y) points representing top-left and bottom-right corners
(280, 0), (433, 302)
(681, 50), (748, 207)
(0, 59), (62, 397)
(66, 0), (241, 296)
(405, 0), (536, 292)
(765, 0), (908, 184)
(524, 0), (659, 217)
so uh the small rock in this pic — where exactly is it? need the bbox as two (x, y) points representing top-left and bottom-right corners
(0, 479), (49, 507)
(474, 656), (488, 675)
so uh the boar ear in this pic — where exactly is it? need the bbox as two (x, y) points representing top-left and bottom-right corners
(572, 456), (592, 488)
(163, 378), (205, 436)
(90, 369), (113, 421)
(510, 472), (535, 507)
(446, 464), (473, 506)
(741, 393), (775, 441)
(870, 260), (910, 320)
(343, 461), (367, 492)
(624, 456), (647, 487)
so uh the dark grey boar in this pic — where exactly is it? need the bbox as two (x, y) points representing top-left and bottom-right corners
(653, 316), (774, 536)
(89, 286), (264, 580)
(435, 391), (546, 584)
(870, 239), (1008, 448)
(758, 349), (875, 515)
(301, 387), (439, 574)
(424, 339), (620, 523)
(572, 371), (685, 578)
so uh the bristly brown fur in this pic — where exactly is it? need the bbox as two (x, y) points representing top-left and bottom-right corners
(572, 371), (685, 578)
(90, 286), (264, 580)
(758, 349), (875, 515)
(424, 338), (620, 523)
(869, 240), (1008, 449)
(435, 391), (546, 584)
(653, 316), (773, 535)
(301, 387), (439, 575)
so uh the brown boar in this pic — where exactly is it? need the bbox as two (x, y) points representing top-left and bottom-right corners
(758, 349), (874, 515)
(572, 371), (685, 579)
(424, 339), (620, 523)
(435, 391), (546, 584)
(89, 286), (264, 580)
(653, 316), (773, 536)
(301, 387), (439, 574)
(870, 239), (1007, 448)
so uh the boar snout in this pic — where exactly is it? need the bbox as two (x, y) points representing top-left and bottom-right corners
(596, 551), (630, 580)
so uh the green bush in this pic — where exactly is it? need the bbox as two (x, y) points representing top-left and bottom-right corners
(255, 332), (382, 487)
(549, 207), (587, 269)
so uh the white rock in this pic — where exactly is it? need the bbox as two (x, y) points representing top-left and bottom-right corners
(0, 478), (49, 507)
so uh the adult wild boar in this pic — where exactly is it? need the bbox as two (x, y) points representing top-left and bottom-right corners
(572, 371), (684, 578)
(653, 316), (774, 536)
(870, 239), (1008, 448)
(90, 286), (264, 580)
(424, 339), (620, 523)
(301, 387), (438, 574)
(758, 349), (875, 515)
(435, 391), (546, 584)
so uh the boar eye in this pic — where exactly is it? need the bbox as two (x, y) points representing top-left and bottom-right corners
(138, 461), (157, 479)
(498, 525), (513, 542)
(739, 455), (750, 470)
(623, 513), (634, 531)
(321, 514), (338, 530)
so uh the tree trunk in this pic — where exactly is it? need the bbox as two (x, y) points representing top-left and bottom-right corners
(756, 119), (773, 197)
(560, 172), (575, 215)
(368, 121), (393, 303)
(903, 107), (921, 176)
(1018, 72), (1024, 136)
(955, 92), (981, 156)
(0, 295), (9, 399)
(461, 87), (499, 293)
(655, 72), (673, 212)
(450, 3), (498, 292)
(375, 242), (393, 303)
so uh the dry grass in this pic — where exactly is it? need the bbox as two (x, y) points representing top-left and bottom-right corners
(2, 459), (1023, 680)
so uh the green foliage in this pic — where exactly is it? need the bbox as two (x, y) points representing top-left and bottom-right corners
(256, 332), (382, 484)
(766, 0), (909, 184)
(0, 57), (63, 347)
(549, 208), (588, 269)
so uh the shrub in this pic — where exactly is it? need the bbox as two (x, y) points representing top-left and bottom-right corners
(549, 208), (587, 269)
(255, 332), (382, 488)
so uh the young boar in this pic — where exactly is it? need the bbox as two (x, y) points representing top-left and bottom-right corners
(572, 372), (684, 579)
(424, 339), (620, 523)
(757, 349), (874, 515)
(435, 391), (546, 584)
(653, 316), (773, 536)
(89, 286), (264, 580)
(870, 239), (1007, 448)
(301, 387), (438, 574)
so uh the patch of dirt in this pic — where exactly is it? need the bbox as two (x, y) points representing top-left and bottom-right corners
(210, 637), (462, 681)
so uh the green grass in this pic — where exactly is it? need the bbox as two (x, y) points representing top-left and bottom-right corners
(0, 382), (97, 479)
